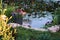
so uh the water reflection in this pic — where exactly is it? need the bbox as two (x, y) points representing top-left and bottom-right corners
(23, 11), (53, 28)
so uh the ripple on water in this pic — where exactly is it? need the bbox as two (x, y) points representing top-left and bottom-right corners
(23, 12), (53, 28)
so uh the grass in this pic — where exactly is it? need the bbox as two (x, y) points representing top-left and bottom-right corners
(15, 27), (60, 40)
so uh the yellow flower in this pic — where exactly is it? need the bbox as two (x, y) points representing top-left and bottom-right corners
(0, 27), (2, 31)
(0, 15), (7, 20)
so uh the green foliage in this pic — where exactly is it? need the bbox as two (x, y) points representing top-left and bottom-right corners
(15, 27), (60, 40)
(53, 15), (58, 25)
(5, 6), (15, 17)
(53, 7), (60, 25)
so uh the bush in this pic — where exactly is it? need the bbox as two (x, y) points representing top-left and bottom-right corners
(0, 15), (16, 40)
(53, 7), (60, 25)
(5, 6), (15, 17)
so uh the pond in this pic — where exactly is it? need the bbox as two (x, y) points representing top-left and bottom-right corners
(23, 11), (53, 28)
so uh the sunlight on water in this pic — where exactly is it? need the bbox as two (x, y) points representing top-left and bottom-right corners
(23, 11), (53, 28)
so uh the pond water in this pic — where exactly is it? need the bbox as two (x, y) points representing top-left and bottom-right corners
(23, 11), (53, 28)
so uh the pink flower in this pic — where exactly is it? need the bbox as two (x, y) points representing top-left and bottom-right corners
(16, 9), (26, 15)
(20, 10), (26, 15)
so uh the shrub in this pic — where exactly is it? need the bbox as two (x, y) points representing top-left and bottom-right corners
(0, 1), (16, 39)
(0, 15), (16, 40)
(53, 7), (60, 25)
(5, 6), (15, 17)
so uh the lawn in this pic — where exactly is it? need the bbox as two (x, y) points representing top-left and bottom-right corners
(15, 27), (60, 40)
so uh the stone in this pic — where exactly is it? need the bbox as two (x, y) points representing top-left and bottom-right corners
(48, 25), (60, 32)
(8, 23), (21, 28)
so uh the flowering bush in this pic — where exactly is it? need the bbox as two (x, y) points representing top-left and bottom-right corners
(0, 0), (16, 40)
(0, 15), (17, 40)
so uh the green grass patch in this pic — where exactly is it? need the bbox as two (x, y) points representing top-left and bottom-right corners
(15, 27), (60, 40)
